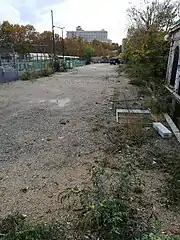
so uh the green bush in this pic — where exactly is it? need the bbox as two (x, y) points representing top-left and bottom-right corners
(20, 68), (53, 81)
(81, 198), (138, 240)
(20, 71), (40, 81)
(69, 162), (145, 239)
(20, 71), (35, 81)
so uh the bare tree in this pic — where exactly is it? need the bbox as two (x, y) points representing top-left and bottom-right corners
(127, 0), (180, 31)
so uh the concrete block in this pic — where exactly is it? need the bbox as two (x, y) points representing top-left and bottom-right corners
(153, 122), (172, 138)
(116, 108), (151, 123)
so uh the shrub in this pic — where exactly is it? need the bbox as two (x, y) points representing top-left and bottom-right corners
(164, 151), (180, 206)
(53, 61), (60, 72)
(20, 68), (53, 81)
(40, 68), (53, 77)
(20, 71), (34, 81)
(139, 146), (180, 206)
(82, 198), (138, 240)
(129, 78), (146, 86)
(0, 213), (61, 240)
(137, 233), (180, 240)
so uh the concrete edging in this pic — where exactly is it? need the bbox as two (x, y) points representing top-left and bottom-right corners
(163, 113), (180, 144)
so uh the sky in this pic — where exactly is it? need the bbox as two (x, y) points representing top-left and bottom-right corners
(0, 0), (139, 44)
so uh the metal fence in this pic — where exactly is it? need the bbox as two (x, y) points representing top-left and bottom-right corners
(0, 48), (18, 83)
(0, 50), (86, 83)
(0, 67), (18, 83)
(65, 59), (86, 69)
(16, 60), (52, 72)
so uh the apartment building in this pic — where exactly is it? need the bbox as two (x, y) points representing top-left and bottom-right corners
(66, 26), (111, 43)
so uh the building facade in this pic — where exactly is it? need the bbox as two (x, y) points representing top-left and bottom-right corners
(66, 26), (111, 43)
(166, 21), (180, 92)
(166, 20), (180, 128)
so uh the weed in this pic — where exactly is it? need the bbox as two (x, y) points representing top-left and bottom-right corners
(105, 121), (155, 154)
(104, 75), (109, 80)
(58, 160), (146, 239)
(81, 162), (146, 239)
(41, 68), (53, 77)
(20, 68), (52, 81)
(129, 78), (146, 87)
(151, 148), (180, 206)
(0, 213), (62, 240)
(137, 234), (180, 240)
(133, 185), (144, 194)
(137, 145), (180, 207)
(165, 159), (180, 206)
(82, 198), (138, 240)
(121, 64), (172, 115)
(91, 120), (104, 132)
(20, 71), (37, 81)
(138, 87), (152, 97)
(144, 86), (172, 114)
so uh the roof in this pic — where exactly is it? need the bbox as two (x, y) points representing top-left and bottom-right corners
(169, 19), (180, 34)
(175, 19), (180, 25)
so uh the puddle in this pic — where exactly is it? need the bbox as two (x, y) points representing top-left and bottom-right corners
(50, 98), (70, 107)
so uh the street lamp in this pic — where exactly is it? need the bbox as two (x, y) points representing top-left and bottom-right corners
(54, 26), (65, 62)
(51, 10), (55, 58)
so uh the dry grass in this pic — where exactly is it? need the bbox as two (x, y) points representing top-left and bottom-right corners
(105, 117), (155, 154)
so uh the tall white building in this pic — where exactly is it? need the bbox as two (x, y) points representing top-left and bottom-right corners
(66, 26), (111, 43)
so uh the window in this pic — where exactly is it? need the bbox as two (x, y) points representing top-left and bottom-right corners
(170, 46), (179, 86)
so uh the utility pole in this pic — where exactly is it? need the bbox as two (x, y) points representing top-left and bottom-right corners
(54, 26), (65, 64)
(61, 27), (65, 62)
(51, 10), (55, 58)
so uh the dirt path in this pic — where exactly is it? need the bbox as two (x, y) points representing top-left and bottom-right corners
(0, 64), (133, 222)
(0, 64), (180, 236)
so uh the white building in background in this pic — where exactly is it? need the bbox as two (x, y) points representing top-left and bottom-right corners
(66, 26), (112, 43)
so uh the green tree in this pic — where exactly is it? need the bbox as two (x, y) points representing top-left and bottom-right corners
(84, 45), (95, 63)
(123, 0), (179, 87)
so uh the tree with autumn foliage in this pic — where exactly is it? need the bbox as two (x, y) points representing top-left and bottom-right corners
(123, 0), (180, 87)
(0, 21), (119, 58)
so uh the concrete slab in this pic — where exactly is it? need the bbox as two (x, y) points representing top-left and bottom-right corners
(153, 122), (172, 138)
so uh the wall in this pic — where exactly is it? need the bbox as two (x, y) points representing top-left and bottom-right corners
(167, 28), (180, 93)
(0, 67), (18, 83)
(66, 30), (108, 42)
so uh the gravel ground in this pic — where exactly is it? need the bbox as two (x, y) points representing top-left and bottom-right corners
(0, 64), (179, 234)
(0, 64), (127, 222)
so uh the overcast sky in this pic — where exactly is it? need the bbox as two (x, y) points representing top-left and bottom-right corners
(0, 0), (140, 44)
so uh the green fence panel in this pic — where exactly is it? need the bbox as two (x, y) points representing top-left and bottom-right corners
(16, 58), (84, 72)
(16, 60), (52, 72)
